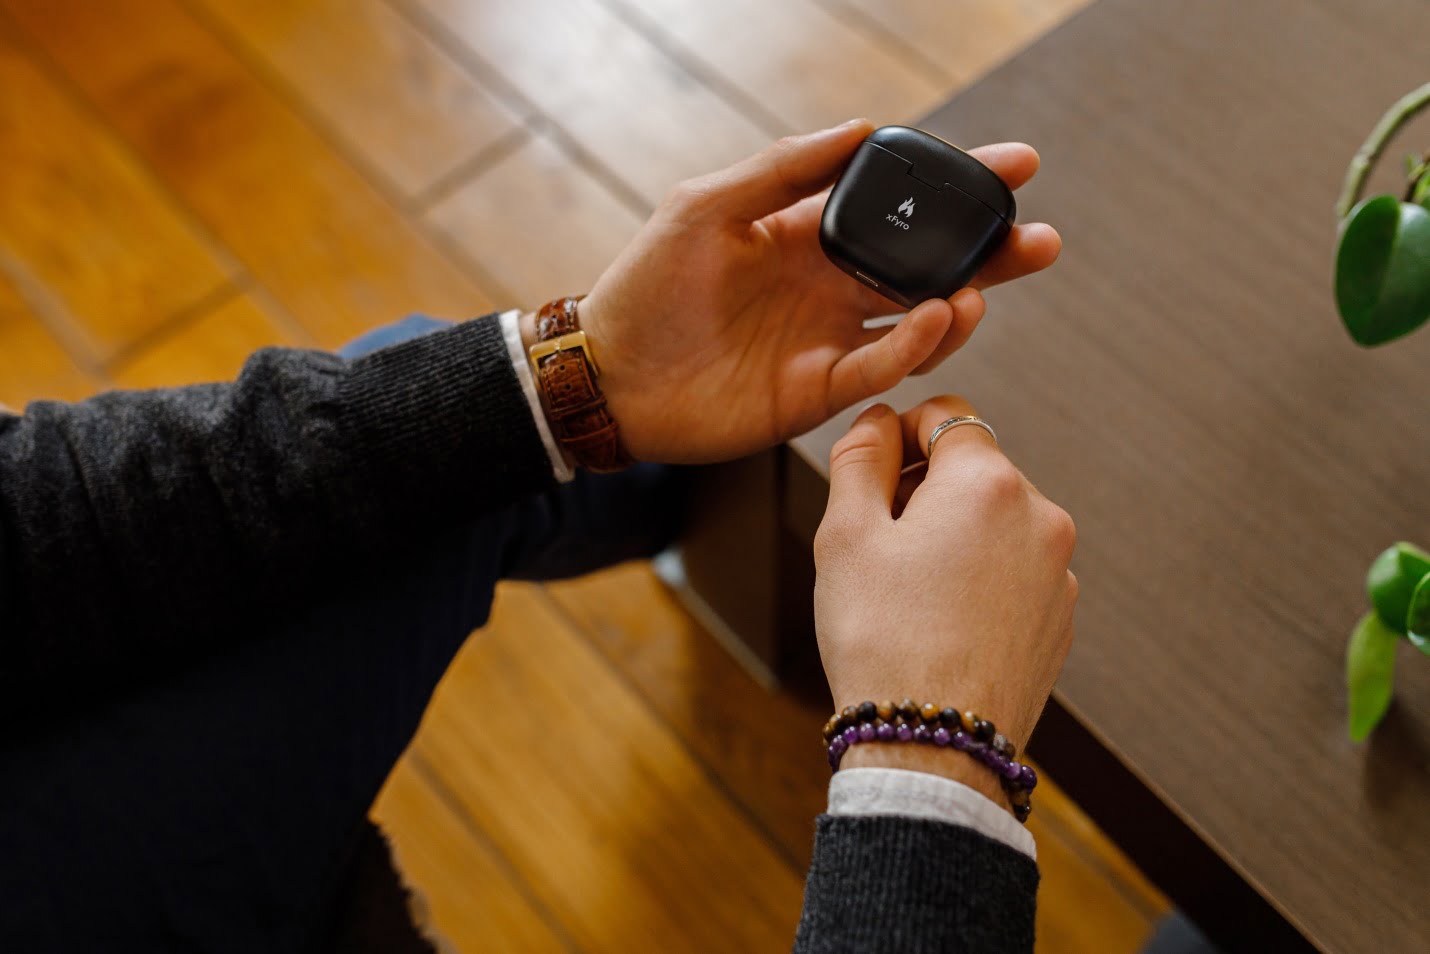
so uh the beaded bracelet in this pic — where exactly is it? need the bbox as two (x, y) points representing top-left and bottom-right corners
(822, 699), (1038, 823)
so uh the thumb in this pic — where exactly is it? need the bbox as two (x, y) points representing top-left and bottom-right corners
(702, 119), (873, 224)
(825, 403), (903, 525)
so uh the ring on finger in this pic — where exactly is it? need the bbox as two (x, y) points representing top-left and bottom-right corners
(927, 416), (998, 459)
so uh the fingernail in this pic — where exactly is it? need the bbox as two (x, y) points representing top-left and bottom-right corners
(835, 117), (869, 131)
(854, 402), (890, 423)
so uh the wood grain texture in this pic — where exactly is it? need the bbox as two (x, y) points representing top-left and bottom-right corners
(825, 0), (1093, 87)
(191, 0), (523, 200)
(0, 271), (100, 407)
(601, 0), (945, 130)
(427, 132), (645, 306)
(2, 0), (496, 350)
(1029, 810), (1165, 954)
(0, 26), (231, 361)
(545, 562), (831, 868)
(110, 291), (304, 389)
(788, 1), (1430, 949)
(406, 0), (772, 207)
(413, 582), (806, 953)
(1037, 781), (1172, 929)
(373, 757), (573, 953)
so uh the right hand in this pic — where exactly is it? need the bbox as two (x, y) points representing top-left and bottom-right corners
(813, 396), (1078, 805)
(577, 121), (1060, 465)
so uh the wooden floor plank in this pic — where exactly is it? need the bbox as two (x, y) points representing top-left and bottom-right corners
(1038, 777), (1172, 923)
(2, 0), (499, 350)
(547, 562), (1169, 953)
(427, 132), (645, 307)
(191, 0), (524, 201)
(0, 26), (232, 362)
(601, 0), (946, 130)
(0, 272), (102, 407)
(373, 756), (573, 953)
(404, 0), (773, 208)
(826, 0), (1093, 90)
(110, 291), (305, 389)
(1029, 778), (1170, 952)
(545, 562), (830, 870)
(412, 582), (806, 953)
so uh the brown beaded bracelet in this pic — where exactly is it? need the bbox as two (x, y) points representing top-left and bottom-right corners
(823, 699), (1038, 823)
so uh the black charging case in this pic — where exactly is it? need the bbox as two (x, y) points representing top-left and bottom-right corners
(820, 125), (1015, 309)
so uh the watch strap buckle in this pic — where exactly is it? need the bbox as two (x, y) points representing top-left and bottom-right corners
(528, 329), (600, 377)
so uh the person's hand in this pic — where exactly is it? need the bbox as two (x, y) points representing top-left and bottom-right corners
(812, 396), (1077, 809)
(570, 119), (1060, 464)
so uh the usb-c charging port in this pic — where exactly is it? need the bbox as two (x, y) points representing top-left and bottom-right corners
(855, 271), (879, 288)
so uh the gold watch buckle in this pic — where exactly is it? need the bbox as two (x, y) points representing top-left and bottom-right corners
(528, 330), (600, 377)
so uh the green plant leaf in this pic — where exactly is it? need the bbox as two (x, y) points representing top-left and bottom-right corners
(1405, 575), (1430, 656)
(1335, 196), (1430, 346)
(1405, 571), (1430, 634)
(1347, 611), (1398, 741)
(1366, 542), (1430, 633)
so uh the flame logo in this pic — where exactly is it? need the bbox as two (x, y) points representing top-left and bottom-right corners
(898, 197), (915, 217)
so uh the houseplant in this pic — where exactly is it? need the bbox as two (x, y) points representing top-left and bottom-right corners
(1335, 83), (1430, 741)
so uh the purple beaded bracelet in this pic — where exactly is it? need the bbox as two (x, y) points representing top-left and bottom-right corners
(822, 699), (1038, 823)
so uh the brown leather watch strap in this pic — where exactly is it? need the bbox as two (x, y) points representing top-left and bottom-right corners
(535, 296), (580, 340)
(530, 296), (633, 473)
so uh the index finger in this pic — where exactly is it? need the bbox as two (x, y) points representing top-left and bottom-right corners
(826, 403), (905, 523)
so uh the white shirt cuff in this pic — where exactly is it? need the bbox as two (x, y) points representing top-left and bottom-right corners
(498, 309), (574, 484)
(827, 767), (1036, 861)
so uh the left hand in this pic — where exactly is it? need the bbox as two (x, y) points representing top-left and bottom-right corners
(575, 119), (1061, 464)
(813, 395), (1078, 809)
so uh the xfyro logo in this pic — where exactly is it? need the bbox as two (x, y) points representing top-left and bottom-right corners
(885, 196), (915, 230)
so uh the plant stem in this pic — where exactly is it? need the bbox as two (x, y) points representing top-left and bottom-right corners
(1336, 83), (1430, 220)
(1404, 151), (1430, 205)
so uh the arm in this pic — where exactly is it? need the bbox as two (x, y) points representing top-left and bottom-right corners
(796, 396), (1080, 952)
(1, 123), (1060, 710)
(0, 316), (553, 697)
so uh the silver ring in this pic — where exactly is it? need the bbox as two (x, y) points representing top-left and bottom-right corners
(927, 416), (998, 458)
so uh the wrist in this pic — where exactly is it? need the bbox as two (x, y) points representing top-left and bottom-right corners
(525, 297), (635, 472)
(517, 308), (538, 352)
(574, 292), (649, 461)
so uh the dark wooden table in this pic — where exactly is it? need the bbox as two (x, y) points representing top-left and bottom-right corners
(680, 0), (1430, 950)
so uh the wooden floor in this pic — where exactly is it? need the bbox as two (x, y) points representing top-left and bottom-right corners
(0, 0), (1171, 950)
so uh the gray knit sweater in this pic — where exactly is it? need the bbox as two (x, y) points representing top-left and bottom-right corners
(0, 316), (1037, 951)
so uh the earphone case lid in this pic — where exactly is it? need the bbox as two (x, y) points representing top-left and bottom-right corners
(866, 125), (1016, 223)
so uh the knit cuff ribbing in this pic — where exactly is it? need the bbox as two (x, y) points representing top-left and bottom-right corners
(337, 316), (554, 510)
(795, 815), (1039, 953)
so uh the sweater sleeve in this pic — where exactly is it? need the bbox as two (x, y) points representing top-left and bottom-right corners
(794, 815), (1039, 954)
(0, 315), (553, 706)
